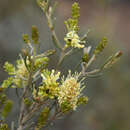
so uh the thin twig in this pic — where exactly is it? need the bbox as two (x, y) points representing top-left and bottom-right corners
(85, 69), (100, 76)
(11, 121), (15, 130)
(85, 55), (96, 70)
(45, 12), (62, 50)
(22, 103), (41, 125)
(81, 55), (96, 76)
(17, 49), (35, 130)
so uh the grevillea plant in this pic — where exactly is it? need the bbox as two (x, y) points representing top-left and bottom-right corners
(0, 0), (122, 130)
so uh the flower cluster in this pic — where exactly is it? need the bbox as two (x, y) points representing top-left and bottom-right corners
(58, 71), (84, 111)
(33, 70), (60, 100)
(64, 31), (85, 49)
(33, 70), (85, 111)
(2, 56), (49, 88)
(64, 2), (86, 49)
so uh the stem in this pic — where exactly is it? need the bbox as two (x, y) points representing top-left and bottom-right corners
(85, 55), (96, 70)
(57, 51), (65, 67)
(11, 121), (15, 130)
(84, 69), (101, 77)
(17, 55), (34, 130)
(22, 99), (49, 129)
(43, 109), (61, 129)
(57, 48), (73, 67)
(81, 54), (96, 76)
(45, 12), (62, 50)
(35, 49), (56, 58)
(22, 103), (41, 125)
(17, 87), (27, 130)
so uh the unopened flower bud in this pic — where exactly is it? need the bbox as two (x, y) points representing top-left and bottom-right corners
(94, 37), (108, 55)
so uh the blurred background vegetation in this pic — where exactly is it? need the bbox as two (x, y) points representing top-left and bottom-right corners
(0, 0), (130, 130)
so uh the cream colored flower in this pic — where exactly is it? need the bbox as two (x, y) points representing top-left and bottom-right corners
(58, 71), (84, 110)
(41, 70), (60, 87)
(34, 70), (60, 100)
(64, 31), (85, 48)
